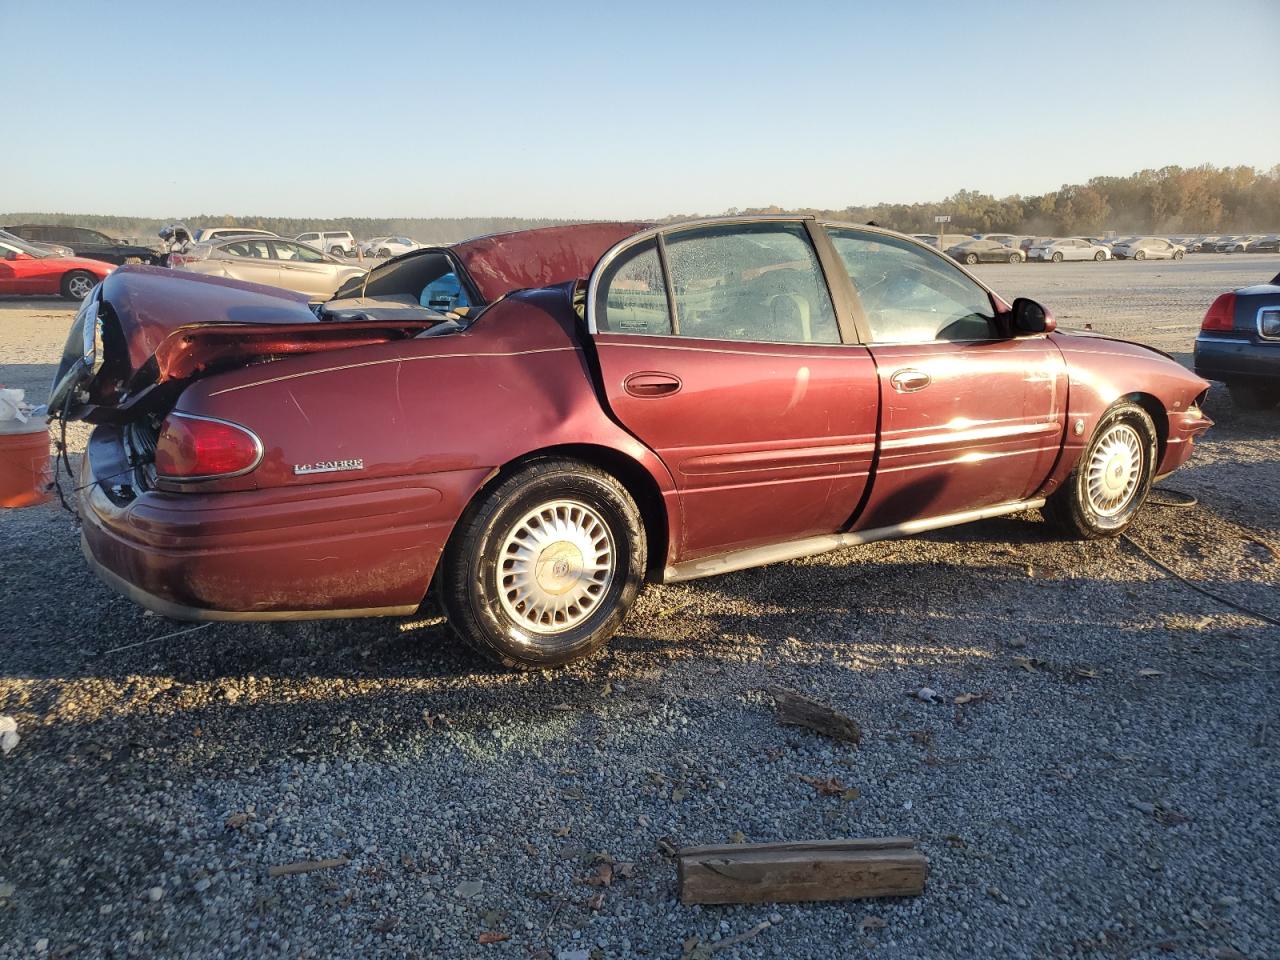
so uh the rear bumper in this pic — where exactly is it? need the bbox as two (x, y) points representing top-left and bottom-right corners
(1194, 336), (1280, 384)
(78, 425), (471, 620)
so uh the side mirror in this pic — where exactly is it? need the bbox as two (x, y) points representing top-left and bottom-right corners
(1011, 297), (1055, 334)
(5, 251), (31, 261)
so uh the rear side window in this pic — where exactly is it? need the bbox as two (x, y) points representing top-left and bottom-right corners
(664, 223), (839, 344)
(274, 241), (326, 262)
(597, 240), (671, 335)
(222, 239), (272, 259)
(827, 228), (996, 343)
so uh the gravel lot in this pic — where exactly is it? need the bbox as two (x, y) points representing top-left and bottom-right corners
(1, 254), (1277, 959)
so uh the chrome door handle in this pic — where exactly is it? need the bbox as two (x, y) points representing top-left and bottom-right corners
(623, 371), (682, 398)
(890, 369), (931, 393)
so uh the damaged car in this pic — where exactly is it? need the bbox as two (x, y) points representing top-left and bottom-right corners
(51, 218), (1212, 669)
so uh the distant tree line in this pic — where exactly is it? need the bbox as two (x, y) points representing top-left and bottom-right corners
(5, 165), (1277, 243)
(717, 164), (1280, 237)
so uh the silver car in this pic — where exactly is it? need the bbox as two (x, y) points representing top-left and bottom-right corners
(1112, 237), (1186, 261)
(1027, 238), (1111, 262)
(169, 236), (367, 299)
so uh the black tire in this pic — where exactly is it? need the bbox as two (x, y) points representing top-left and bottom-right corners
(329, 246), (346, 258)
(1042, 402), (1158, 540)
(1094, 250), (1106, 261)
(439, 458), (647, 670)
(1134, 250), (1146, 260)
(1007, 252), (1022, 264)
(60, 270), (97, 301)
(1227, 381), (1280, 410)
(377, 247), (391, 258)
(1173, 249), (1184, 260)
(964, 253), (979, 265)
(1051, 251), (1063, 263)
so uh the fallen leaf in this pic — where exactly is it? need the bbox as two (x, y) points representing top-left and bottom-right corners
(553, 825), (572, 838)
(614, 862), (635, 879)
(477, 932), (510, 945)
(656, 837), (677, 856)
(224, 812), (251, 830)
(587, 892), (605, 910)
(799, 774), (849, 796)
(550, 703), (573, 712)
(1072, 667), (1099, 680)
(859, 916), (887, 933)
(1012, 656), (1046, 672)
(841, 787), (861, 802)
(583, 862), (613, 887)
(1138, 668), (1165, 678)
(561, 788), (585, 800)
(728, 830), (747, 844)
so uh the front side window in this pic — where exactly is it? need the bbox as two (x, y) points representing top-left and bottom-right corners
(826, 228), (997, 344)
(664, 223), (839, 344)
(274, 241), (325, 262)
(298, 233), (318, 242)
(596, 240), (670, 335)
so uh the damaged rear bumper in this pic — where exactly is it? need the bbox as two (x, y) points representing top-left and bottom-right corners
(78, 425), (461, 621)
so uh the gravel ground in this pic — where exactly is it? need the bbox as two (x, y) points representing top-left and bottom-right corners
(1, 254), (1277, 959)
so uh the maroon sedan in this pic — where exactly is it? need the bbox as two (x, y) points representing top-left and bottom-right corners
(52, 218), (1211, 668)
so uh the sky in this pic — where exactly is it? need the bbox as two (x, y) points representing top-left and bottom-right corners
(3, 0), (1278, 220)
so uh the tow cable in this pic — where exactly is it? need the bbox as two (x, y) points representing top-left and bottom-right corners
(1124, 487), (1280, 628)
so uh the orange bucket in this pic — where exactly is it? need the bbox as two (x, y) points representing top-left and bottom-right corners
(0, 419), (52, 508)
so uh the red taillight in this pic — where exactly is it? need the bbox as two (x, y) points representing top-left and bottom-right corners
(154, 413), (262, 480)
(1201, 292), (1237, 332)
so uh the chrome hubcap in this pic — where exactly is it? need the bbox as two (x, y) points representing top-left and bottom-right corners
(1086, 423), (1143, 517)
(498, 499), (614, 634)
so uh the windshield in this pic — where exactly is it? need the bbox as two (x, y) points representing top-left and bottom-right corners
(0, 230), (52, 258)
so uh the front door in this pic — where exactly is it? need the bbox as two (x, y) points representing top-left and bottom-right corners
(272, 240), (336, 298)
(217, 237), (282, 288)
(591, 222), (879, 561)
(822, 226), (1067, 531)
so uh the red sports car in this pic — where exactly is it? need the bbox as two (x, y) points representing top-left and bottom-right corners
(51, 218), (1212, 668)
(0, 235), (114, 300)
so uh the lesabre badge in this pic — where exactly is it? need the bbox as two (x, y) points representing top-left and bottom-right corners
(293, 459), (364, 476)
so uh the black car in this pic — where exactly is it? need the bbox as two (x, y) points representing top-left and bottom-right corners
(1194, 270), (1280, 409)
(3, 224), (158, 266)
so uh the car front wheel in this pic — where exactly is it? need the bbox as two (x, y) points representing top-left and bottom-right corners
(1042, 402), (1157, 539)
(1134, 250), (1146, 260)
(440, 458), (647, 669)
(1051, 251), (1063, 263)
(1227, 381), (1280, 410)
(1094, 250), (1106, 261)
(1008, 252), (1022, 264)
(61, 270), (97, 301)
(964, 253), (979, 265)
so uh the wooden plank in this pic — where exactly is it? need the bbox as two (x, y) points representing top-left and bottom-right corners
(267, 856), (350, 878)
(677, 838), (926, 905)
(770, 689), (861, 745)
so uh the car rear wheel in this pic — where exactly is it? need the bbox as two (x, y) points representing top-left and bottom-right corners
(1173, 250), (1184, 260)
(1007, 252), (1022, 264)
(329, 246), (345, 258)
(964, 253), (979, 265)
(1094, 250), (1106, 261)
(1051, 251), (1063, 263)
(60, 270), (97, 301)
(1042, 402), (1157, 539)
(1134, 250), (1146, 260)
(1226, 381), (1280, 410)
(440, 458), (647, 670)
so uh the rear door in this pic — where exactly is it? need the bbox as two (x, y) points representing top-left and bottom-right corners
(822, 225), (1067, 531)
(590, 221), (878, 560)
(216, 237), (282, 287)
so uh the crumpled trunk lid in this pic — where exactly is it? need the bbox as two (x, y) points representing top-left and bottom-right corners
(49, 266), (440, 424)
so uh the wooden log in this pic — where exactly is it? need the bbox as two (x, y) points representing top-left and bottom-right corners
(770, 688), (861, 745)
(677, 838), (926, 905)
(267, 856), (350, 878)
